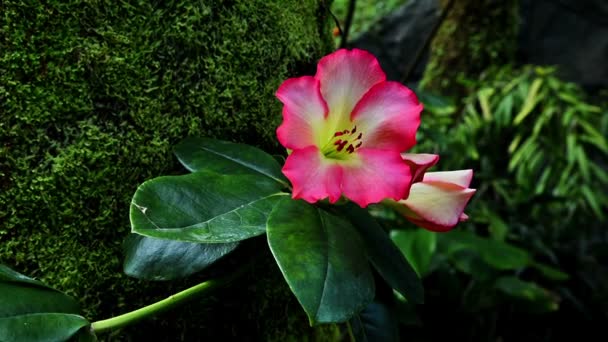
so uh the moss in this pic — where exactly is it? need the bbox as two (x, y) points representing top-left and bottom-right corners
(421, 0), (519, 96)
(0, 0), (337, 339)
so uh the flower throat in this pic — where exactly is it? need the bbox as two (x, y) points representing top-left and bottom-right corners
(321, 125), (363, 160)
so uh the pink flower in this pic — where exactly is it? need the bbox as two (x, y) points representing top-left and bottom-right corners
(275, 49), (422, 207)
(387, 154), (476, 232)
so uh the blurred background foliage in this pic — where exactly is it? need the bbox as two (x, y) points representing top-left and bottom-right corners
(335, 0), (608, 340)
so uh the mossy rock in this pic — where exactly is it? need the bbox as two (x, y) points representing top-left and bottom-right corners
(421, 0), (519, 96)
(0, 0), (339, 339)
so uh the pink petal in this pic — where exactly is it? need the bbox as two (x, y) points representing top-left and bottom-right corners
(422, 170), (474, 188)
(282, 146), (342, 203)
(276, 76), (328, 149)
(315, 49), (385, 122)
(341, 148), (412, 207)
(402, 153), (440, 184)
(351, 81), (422, 151)
(399, 181), (476, 232)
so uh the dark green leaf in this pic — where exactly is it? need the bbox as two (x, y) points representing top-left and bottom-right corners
(131, 171), (288, 243)
(495, 276), (559, 313)
(0, 264), (53, 289)
(0, 283), (80, 318)
(349, 301), (399, 342)
(0, 266), (80, 318)
(0, 265), (92, 342)
(0, 313), (90, 342)
(532, 262), (569, 281)
(340, 204), (423, 304)
(441, 231), (530, 270)
(267, 199), (375, 324)
(390, 229), (437, 277)
(173, 137), (288, 186)
(123, 234), (238, 281)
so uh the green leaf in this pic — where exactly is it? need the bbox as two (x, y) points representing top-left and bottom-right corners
(349, 301), (399, 342)
(0, 283), (80, 318)
(131, 171), (288, 243)
(0, 313), (90, 342)
(0, 266), (80, 317)
(494, 276), (559, 313)
(441, 231), (531, 270)
(390, 229), (437, 278)
(0, 265), (93, 342)
(267, 199), (375, 324)
(173, 137), (288, 186)
(339, 204), (423, 303)
(532, 262), (569, 281)
(123, 234), (238, 281)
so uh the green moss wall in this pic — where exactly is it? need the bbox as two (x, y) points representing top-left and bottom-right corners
(0, 0), (337, 339)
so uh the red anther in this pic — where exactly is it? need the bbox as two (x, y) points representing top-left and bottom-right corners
(350, 126), (357, 134)
(346, 144), (355, 153)
(336, 141), (348, 152)
(343, 129), (350, 134)
(356, 133), (362, 140)
(334, 131), (344, 137)
(355, 141), (362, 148)
(333, 139), (343, 145)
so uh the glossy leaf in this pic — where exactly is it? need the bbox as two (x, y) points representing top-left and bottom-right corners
(123, 234), (238, 280)
(0, 265), (93, 341)
(0, 313), (91, 342)
(349, 301), (399, 342)
(174, 137), (288, 186)
(0, 266), (80, 317)
(267, 199), (375, 324)
(390, 229), (437, 277)
(131, 171), (288, 243)
(340, 203), (423, 304)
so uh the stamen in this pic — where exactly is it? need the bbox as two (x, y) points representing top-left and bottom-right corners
(336, 140), (348, 152)
(322, 125), (364, 159)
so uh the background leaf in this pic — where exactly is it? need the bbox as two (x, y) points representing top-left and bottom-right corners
(390, 229), (437, 278)
(130, 171), (287, 243)
(123, 234), (238, 281)
(267, 199), (375, 324)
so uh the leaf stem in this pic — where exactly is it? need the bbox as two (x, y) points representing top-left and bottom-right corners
(91, 265), (249, 334)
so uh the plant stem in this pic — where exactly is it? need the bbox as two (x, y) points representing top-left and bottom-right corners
(91, 266), (248, 334)
(340, 0), (357, 48)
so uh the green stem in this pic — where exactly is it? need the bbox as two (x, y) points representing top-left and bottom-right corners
(346, 320), (356, 342)
(91, 266), (248, 334)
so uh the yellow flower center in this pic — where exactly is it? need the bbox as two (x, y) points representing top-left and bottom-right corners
(320, 125), (363, 160)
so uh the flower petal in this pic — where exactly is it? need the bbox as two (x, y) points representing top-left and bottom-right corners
(351, 81), (422, 151)
(402, 153), (440, 183)
(282, 146), (342, 203)
(341, 148), (411, 207)
(315, 49), (385, 123)
(422, 170), (473, 188)
(276, 76), (328, 149)
(399, 181), (476, 232)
